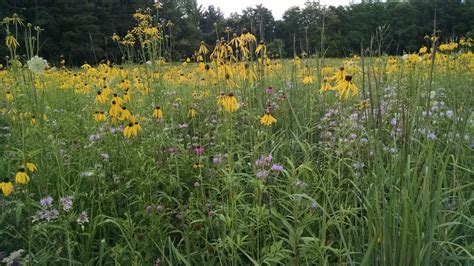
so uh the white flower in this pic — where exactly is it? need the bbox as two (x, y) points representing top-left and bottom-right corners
(27, 56), (48, 74)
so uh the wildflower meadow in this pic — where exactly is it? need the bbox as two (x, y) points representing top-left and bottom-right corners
(1, 2), (473, 265)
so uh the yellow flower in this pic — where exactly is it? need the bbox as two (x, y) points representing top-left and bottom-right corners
(188, 107), (197, 118)
(419, 46), (428, 54)
(112, 33), (121, 42)
(31, 116), (37, 125)
(123, 123), (134, 138)
(119, 106), (132, 121)
(303, 75), (315, 85)
(198, 41), (209, 55)
(112, 94), (124, 106)
(109, 100), (122, 118)
(240, 29), (256, 43)
(260, 112), (277, 126)
(0, 178), (13, 197)
(153, 106), (163, 119)
(26, 162), (37, 172)
(5, 91), (14, 102)
(123, 91), (131, 102)
(5, 34), (19, 49)
(15, 169), (30, 184)
(319, 78), (332, 94)
(94, 111), (107, 122)
(95, 91), (106, 104)
(193, 162), (204, 169)
(255, 41), (267, 57)
(132, 122), (142, 135)
(329, 66), (346, 83)
(333, 75), (359, 99)
(355, 100), (370, 110)
(222, 93), (238, 113)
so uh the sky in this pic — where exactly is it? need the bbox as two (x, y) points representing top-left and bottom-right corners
(196, 0), (354, 20)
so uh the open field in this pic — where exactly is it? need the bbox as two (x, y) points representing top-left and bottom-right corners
(1, 43), (473, 264)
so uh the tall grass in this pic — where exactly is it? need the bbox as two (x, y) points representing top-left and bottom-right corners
(0, 49), (473, 265)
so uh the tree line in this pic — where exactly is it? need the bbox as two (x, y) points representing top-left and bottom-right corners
(0, 0), (473, 66)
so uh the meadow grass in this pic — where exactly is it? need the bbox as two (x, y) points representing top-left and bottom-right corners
(0, 52), (473, 265)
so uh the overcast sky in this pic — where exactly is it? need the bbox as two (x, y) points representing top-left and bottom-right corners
(197, 0), (355, 20)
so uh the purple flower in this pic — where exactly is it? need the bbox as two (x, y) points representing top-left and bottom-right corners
(212, 155), (222, 165)
(390, 118), (397, 126)
(167, 147), (175, 155)
(193, 145), (204, 156)
(256, 170), (268, 179)
(310, 201), (318, 209)
(265, 86), (274, 94)
(59, 196), (74, 212)
(40, 196), (54, 207)
(446, 110), (453, 118)
(428, 132), (436, 140)
(32, 210), (46, 223)
(77, 211), (89, 224)
(89, 133), (101, 142)
(46, 209), (60, 222)
(271, 164), (284, 172)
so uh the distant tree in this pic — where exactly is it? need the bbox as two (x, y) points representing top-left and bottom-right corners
(199, 5), (225, 45)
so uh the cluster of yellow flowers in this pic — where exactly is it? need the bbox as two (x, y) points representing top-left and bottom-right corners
(1, 162), (37, 197)
(318, 66), (359, 99)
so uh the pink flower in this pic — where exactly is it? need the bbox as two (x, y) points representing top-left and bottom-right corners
(265, 86), (274, 94)
(194, 145), (204, 156)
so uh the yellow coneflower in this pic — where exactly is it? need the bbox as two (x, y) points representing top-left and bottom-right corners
(15, 168), (30, 184)
(217, 92), (226, 106)
(95, 90), (106, 104)
(26, 162), (37, 173)
(5, 91), (14, 102)
(188, 107), (197, 118)
(94, 111), (107, 122)
(330, 66), (346, 83)
(133, 122), (142, 135)
(255, 40), (267, 57)
(0, 178), (13, 197)
(153, 106), (163, 119)
(109, 100), (121, 118)
(355, 100), (370, 110)
(222, 93), (238, 112)
(119, 106), (132, 121)
(112, 33), (121, 42)
(123, 91), (131, 103)
(419, 46), (428, 54)
(5, 34), (19, 49)
(260, 112), (277, 126)
(129, 115), (138, 124)
(334, 75), (359, 99)
(240, 28), (256, 43)
(303, 75), (315, 85)
(193, 162), (204, 169)
(319, 78), (332, 94)
(112, 93), (124, 105)
(198, 41), (209, 55)
(31, 116), (37, 125)
(123, 122), (134, 138)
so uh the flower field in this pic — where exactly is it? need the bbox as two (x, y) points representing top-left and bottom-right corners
(1, 10), (474, 266)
